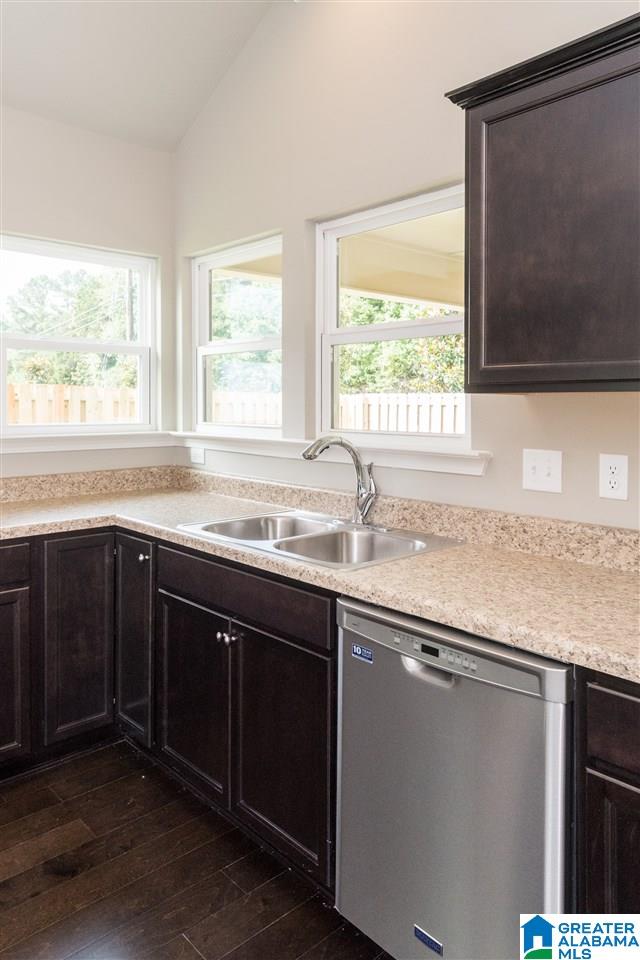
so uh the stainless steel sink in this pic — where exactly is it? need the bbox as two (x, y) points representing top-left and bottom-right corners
(179, 510), (460, 570)
(190, 513), (335, 541)
(274, 528), (430, 566)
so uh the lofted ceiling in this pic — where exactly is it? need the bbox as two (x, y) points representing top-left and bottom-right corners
(0, 0), (270, 149)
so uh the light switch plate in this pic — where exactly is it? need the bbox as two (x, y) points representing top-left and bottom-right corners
(189, 446), (206, 465)
(522, 449), (563, 493)
(599, 453), (628, 500)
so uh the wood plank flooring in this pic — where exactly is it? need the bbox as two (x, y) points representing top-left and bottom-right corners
(0, 743), (386, 960)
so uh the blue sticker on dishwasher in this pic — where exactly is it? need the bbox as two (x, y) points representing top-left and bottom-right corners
(414, 925), (443, 956)
(351, 643), (373, 663)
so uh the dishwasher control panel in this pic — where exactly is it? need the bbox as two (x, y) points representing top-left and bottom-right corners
(342, 611), (552, 699)
(392, 631), (479, 673)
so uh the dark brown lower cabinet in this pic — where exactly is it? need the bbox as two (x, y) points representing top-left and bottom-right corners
(9, 528), (640, 909)
(154, 545), (336, 887)
(115, 533), (154, 746)
(43, 533), (115, 745)
(584, 769), (640, 911)
(231, 622), (333, 887)
(576, 667), (640, 911)
(157, 590), (229, 802)
(3, 533), (336, 889)
(0, 588), (30, 761)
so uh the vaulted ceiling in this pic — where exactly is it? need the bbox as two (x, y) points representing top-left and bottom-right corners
(1, 0), (270, 149)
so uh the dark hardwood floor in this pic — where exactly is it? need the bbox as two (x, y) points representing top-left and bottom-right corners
(0, 743), (386, 960)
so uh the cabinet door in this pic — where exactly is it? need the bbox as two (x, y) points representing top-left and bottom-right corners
(157, 590), (229, 802)
(231, 623), (333, 886)
(115, 534), (154, 747)
(465, 45), (640, 390)
(584, 770), (640, 911)
(43, 534), (114, 745)
(0, 588), (30, 762)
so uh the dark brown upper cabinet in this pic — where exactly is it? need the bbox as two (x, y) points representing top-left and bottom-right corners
(446, 15), (640, 392)
(115, 533), (155, 747)
(43, 533), (115, 745)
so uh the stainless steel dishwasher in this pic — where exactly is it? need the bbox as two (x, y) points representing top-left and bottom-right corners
(336, 599), (571, 960)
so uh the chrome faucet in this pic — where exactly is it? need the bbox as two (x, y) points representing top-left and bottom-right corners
(301, 435), (377, 525)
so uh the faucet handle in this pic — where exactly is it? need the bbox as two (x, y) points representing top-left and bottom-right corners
(364, 461), (376, 488)
(355, 462), (376, 524)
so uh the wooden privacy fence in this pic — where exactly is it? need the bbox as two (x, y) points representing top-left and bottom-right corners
(208, 390), (282, 427)
(338, 392), (465, 434)
(7, 383), (138, 425)
(8, 384), (464, 433)
(207, 390), (464, 434)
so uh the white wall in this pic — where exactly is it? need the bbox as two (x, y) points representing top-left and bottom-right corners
(175, 0), (640, 529)
(6, 444), (183, 479)
(1, 106), (176, 475)
(2, 4), (638, 527)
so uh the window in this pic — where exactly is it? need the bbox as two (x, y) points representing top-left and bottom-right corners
(318, 186), (467, 447)
(193, 237), (282, 435)
(1, 236), (156, 432)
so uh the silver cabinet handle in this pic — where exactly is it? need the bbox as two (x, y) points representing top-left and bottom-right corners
(137, 553), (150, 562)
(216, 631), (224, 642)
(224, 634), (232, 646)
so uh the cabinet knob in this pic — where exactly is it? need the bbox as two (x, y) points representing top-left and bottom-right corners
(224, 634), (232, 646)
(137, 553), (150, 562)
(216, 631), (224, 642)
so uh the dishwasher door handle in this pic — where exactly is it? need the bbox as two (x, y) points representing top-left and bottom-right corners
(401, 655), (457, 688)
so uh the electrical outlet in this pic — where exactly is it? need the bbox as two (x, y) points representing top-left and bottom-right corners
(189, 446), (206, 465)
(522, 449), (563, 493)
(599, 453), (628, 500)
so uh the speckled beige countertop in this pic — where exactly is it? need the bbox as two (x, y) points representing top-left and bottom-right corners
(2, 485), (638, 684)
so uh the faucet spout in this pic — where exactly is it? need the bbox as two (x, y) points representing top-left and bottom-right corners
(301, 435), (377, 524)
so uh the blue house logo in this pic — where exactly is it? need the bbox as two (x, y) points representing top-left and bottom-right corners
(521, 915), (555, 959)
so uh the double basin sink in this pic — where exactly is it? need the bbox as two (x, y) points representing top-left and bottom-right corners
(179, 510), (459, 570)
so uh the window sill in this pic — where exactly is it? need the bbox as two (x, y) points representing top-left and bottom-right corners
(1, 430), (491, 477)
(172, 432), (492, 476)
(193, 424), (282, 440)
(1, 431), (176, 454)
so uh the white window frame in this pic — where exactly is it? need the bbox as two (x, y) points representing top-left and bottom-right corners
(316, 184), (469, 453)
(193, 235), (283, 438)
(1, 235), (157, 436)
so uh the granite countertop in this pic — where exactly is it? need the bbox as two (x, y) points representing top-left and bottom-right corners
(1, 488), (639, 683)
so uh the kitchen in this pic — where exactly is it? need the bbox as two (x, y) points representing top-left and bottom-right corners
(0, 3), (639, 960)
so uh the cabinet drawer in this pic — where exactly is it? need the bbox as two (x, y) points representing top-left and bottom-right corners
(587, 682), (640, 777)
(157, 546), (333, 650)
(0, 543), (30, 586)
